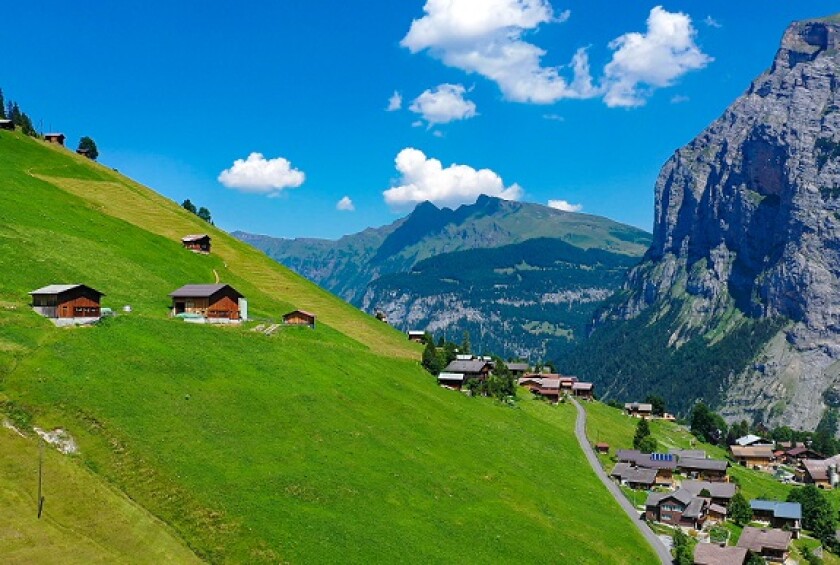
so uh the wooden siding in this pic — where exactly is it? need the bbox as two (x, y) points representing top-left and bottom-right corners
(171, 288), (241, 319)
(284, 312), (315, 326)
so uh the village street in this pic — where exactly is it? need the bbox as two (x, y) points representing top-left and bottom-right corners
(571, 399), (671, 564)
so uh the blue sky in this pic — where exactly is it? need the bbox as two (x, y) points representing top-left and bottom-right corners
(2, 1), (837, 238)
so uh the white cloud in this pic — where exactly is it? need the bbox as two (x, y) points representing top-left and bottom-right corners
(336, 196), (355, 211)
(670, 94), (690, 104)
(386, 91), (403, 111)
(548, 199), (582, 212)
(704, 15), (722, 29)
(402, 3), (710, 108)
(411, 120), (424, 128)
(542, 113), (565, 122)
(556, 9), (571, 23)
(432, 130), (445, 138)
(218, 152), (305, 196)
(602, 6), (712, 108)
(383, 148), (523, 208)
(409, 83), (477, 125)
(401, 0), (596, 104)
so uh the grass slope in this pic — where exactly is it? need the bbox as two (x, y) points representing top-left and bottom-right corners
(0, 426), (199, 564)
(0, 130), (657, 563)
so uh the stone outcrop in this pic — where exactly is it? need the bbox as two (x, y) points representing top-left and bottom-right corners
(597, 17), (840, 429)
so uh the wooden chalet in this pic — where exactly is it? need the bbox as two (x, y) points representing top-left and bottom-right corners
(169, 283), (244, 321)
(750, 500), (801, 536)
(407, 330), (425, 343)
(0, 119), (14, 131)
(781, 445), (823, 465)
(610, 463), (658, 489)
(44, 133), (66, 145)
(624, 402), (653, 419)
(181, 234), (211, 254)
(29, 284), (103, 320)
(800, 455), (840, 489)
(283, 310), (316, 328)
(595, 442), (610, 454)
(681, 480), (736, 507)
(571, 381), (594, 400)
(736, 527), (791, 562)
(678, 457), (730, 482)
(645, 488), (708, 529)
(504, 362), (529, 377)
(440, 359), (492, 390)
(730, 445), (774, 470)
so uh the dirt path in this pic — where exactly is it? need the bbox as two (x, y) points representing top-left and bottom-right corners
(571, 398), (671, 564)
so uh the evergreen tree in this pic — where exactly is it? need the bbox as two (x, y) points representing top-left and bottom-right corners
(644, 394), (665, 416)
(637, 435), (657, 454)
(77, 136), (99, 160)
(182, 199), (197, 214)
(0, 89), (5, 119)
(422, 339), (442, 375)
(197, 206), (212, 224)
(689, 402), (728, 444)
(18, 112), (36, 136)
(729, 492), (751, 526)
(9, 101), (21, 125)
(672, 529), (692, 565)
(633, 418), (651, 449)
(460, 330), (471, 355)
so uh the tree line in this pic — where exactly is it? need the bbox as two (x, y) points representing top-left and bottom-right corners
(181, 199), (213, 224)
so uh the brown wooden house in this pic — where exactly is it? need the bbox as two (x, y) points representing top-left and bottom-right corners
(407, 330), (425, 343)
(169, 284), (243, 321)
(181, 234), (211, 254)
(0, 119), (14, 131)
(572, 381), (594, 399)
(29, 284), (104, 320)
(44, 133), (66, 145)
(283, 310), (316, 328)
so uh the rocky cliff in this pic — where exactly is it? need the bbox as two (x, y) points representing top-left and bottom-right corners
(587, 17), (840, 429)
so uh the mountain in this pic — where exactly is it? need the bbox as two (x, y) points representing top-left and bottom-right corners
(236, 197), (651, 360)
(563, 16), (840, 429)
(0, 130), (656, 562)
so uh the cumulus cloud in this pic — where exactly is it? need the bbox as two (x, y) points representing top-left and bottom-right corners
(401, 2), (710, 108)
(670, 94), (690, 104)
(548, 199), (582, 212)
(383, 148), (523, 208)
(336, 196), (355, 211)
(704, 15), (722, 28)
(401, 0), (597, 104)
(218, 153), (305, 196)
(602, 6), (712, 108)
(409, 83), (477, 125)
(386, 91), (403, 111)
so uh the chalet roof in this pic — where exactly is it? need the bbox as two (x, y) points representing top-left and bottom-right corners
(750, 500), (801, 521)
(29, 284), (104, 297)
(539, 378), (561, 389)
(709, 503), (728, 516)
(181, 234), (210, 242)
(517, 377), (543, 386)
(803, 455), (840, 481)
(284, 309), (316, 319)
(443, 359), (491, 374)
(169, 283), (243, 298)
(670, 449), (707, 459)
(572, 382), (593, 391)
(624, 402), (653, 411)
(407, 330), (425, 336)
(646, 487), (693, 508)
(693, 543), (747, 565)
(617, 467), (658, 486)
(506, 362), (529, 372)
(787, 446), (823, 458)
(437, 372), (465, 382)
(610, 462), (632, 477)
(730, 445), (774, 459)
(0, 119), (12, 124)
(681, 480), (736, 500)
(44, 132), (65, 137)
(678, 457), (728, 472)
(735, 434), (771, 446)
(682, 497), (707, 519)
(736, 527), (792, 552)
(616, 450), (677, 470)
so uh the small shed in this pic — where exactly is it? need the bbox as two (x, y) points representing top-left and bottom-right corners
(0, 119), (14, 131)
(407, 330), (425, 343)
(283, 309), (316, 328)
(29, 284), (104, 320)
(76, 147), (93, 158)
(595, 442), (610, 454)
(169, 283), (244, 321)
(44, 133), (66, 145)
(181, 234), (211, 254)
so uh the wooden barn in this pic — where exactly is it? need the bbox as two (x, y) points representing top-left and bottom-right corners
(169, 284), (243, 321)
(407, 330), (425, 343)
(44, 133), (66, 145)
(283, 310), (316, 328)
(0, 119), (14, 131)
(29, 284), (104, 319)
(181, 234), (211, 254)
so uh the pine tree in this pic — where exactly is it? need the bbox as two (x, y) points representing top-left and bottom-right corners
(461, 330), (471, 355)
(422, 339), (442, 375)
(182, 199), (197, 214)
(197, 206), (212, 224)
(633, 418), (651, 449)
(729, 492), (751, 526)
(0, 89), (5, 119)
(77, 136), (99, 160)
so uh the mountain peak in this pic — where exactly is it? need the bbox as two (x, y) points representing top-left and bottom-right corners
(775, 17), (840, 70)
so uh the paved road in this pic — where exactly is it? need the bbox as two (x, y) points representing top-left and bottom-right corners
(571, 399), (672, 564)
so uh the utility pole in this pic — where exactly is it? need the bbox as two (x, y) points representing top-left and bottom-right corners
(37, 437), (45, 518)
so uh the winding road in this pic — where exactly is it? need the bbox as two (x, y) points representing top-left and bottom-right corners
(571, 399), (672, 564)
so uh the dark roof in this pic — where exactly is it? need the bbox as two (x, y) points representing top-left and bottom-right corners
(693, 543), (747, 565)
(443, 359), (491, 374)
(624, 402), (653, 411)
(169, 283), (242, 299)
(670, 449), (707, 459)
(682, 497), (707, 519)
(29, 284), (104, 297)
(737, 527), (792, 552)
(681, 480), (736, 500)
(616, 450), (678, 470)
(619, 467), (658, 486)
(181, 234), (210, 242)
(572, 382), (593, 390)
(750, 500), (802, 521)
(284, 309), (316, 319)
(505, 362), (529, 372)
(646, 488), (693, 508)
(678, 457), (729, 472)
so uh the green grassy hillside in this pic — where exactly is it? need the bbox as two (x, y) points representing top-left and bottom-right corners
(0, 130), (657, 563)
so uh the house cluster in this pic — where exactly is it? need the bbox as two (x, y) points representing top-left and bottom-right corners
(623, 402), (676, 421)
(694, 525), (794, 564)
(612, 449), (729, 492)
(729, 434), (840, 489)
(517, 373), (594, 402)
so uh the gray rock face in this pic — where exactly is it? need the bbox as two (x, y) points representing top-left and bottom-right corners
(599, 18), (840, 429)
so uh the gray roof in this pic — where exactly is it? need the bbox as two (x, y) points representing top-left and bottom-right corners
(169, 284), (242, 298)
(693, 543), (747, 565)
(681, 480), (736, 500)
(437, 372), (465, 382)
(737, 527), (792, 552)
(670, 449), (707, 459)
(29, 284), (104, 296)
(610, 462), (632, 477)
(678, 457), (729, 472)
(735, 434), (771, 446)
(572, 382), (593, 390)
(750, 500), (802, 521)
(443, 359), (491, 374)
(181, 234), (210, 242)
(616, 450), (678, 470)
(539, 378), (561, 389)
(506, 362), (529, 372)
(620, 467), (658, 486)
(682, 497), (707, 519)
(646, 488), (693, 508)
(625, 402), (653, 411)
